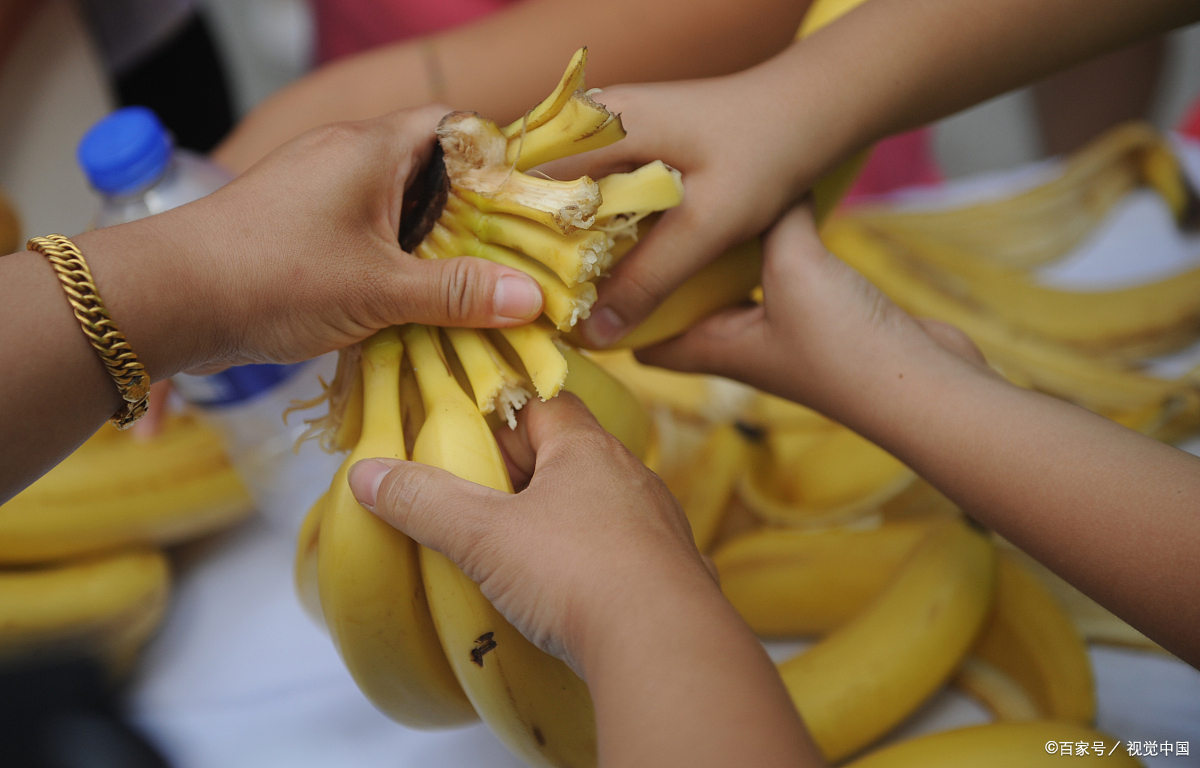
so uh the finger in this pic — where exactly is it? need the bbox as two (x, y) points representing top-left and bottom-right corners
(495, 415), (535, 490)
(518, 393), (607, 460)
(578, 199), (734, 347)
(384, 255), (544, 327)
(635, 302), (771, 381)
(348, 457), (509, 563)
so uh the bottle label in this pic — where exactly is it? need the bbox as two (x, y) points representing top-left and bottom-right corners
(173, 362), (308, 407)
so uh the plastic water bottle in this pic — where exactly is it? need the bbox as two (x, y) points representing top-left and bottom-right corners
(77, 107), (340, 529)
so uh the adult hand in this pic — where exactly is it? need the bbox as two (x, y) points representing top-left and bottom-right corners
(81, 104), (545, 378)
(346, 394), (712, 670)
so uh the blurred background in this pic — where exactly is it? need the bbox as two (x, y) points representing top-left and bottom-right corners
(2, 2), (1200, 767)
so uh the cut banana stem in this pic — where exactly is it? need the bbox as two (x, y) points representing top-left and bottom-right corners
(459, 235), (596, 332)
(502, 48), (587, 138)
(492, 325), (569, 400)
(444, 194), (610, 286)
(317, 328), (476, 728)
(444, 328), (531, 427)
(596, 161), (684, 220)
(506, 91), (625, 172)
(438, 113), (600, 234)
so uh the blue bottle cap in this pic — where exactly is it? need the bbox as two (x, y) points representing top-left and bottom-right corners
(77, 107), (172, 196)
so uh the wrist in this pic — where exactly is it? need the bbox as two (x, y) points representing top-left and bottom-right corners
(566, 557), (724, 681)
(73, 209), (233, 380)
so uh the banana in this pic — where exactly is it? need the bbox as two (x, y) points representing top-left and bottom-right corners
(667, 423), (752, 551)
(844, 721), (1139, 767)
(713, 519), (934, 637)
(868, 224), (1200, 358)
(406, 325), (596, 768)
(560, 346), (653, 461)
(294, 491), (326, 627)
(316, 328), (475, 728)
(0, 415), (254, 564)
(851, 121), (1200, 270)
(778, 519), (995, 762)
(0, 548), (169, 673)
(953, 657), (1041, 722)
(444, 327), (532, 427)
(603, 237), (764, 350)
(958, 547), (1095, 724)
(822, 219), (1200, 431)
(738, 425), (915, 529)
(493, 324), (570, 401)
(587, 349), (750, 423)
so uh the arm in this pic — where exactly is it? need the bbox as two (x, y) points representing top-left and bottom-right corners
(641, 204), (1200, 668)
(0, 105), (545, 501)
(352, 395), (823, 768)
(558, 0), (1200, 347)
(212, 0), (812, 174)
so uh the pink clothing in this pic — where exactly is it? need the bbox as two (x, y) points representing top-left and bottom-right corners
(844, 127), (943, 203)
(1182, 96), (1200, 141)
(315, 0), (518, 64)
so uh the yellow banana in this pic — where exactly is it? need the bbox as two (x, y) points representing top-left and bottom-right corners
(406, 325), (596, 768)
(958, 547), (1095, 724)
(868, 224), (1200, 358)
(851, 121), (1199, 270)
(714, 519), (934, 637)
(845, 722), (1139, 767)
(953, 657), (1041, 721)
(316, 328), (475, 728)
(667, 423), (752, 551)
(0, 415), (253, 564)
(822, 219), (1200, 427)
(778, 519), (995, 762)
(294, 491), (326, 627)
(0, 548), (169, 673)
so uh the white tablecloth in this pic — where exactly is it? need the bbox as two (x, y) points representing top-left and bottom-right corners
(127, 138), (1200, 768)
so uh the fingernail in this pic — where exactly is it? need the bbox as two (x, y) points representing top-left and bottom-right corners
(493, 274), (543, 321)
(348, 459), (391, 511)
(584, 306), (626, 347)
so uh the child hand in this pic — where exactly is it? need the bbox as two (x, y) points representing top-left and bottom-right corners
(636, 202), (988, 429)
(346, 394), (716, 673)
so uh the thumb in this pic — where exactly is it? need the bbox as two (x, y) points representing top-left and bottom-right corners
(348, 457), (510, 564)
(635, 302), (770, 381)
(386, 255), (544, 328)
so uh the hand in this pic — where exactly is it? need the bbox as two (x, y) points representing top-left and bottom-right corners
(547, 60), (843, 348)
(636, 202), (988, 429)
(345, 394), (716, 672)
(80, 105), (545, 378)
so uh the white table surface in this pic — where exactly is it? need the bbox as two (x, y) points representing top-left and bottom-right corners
(125, 139), (1200, 767)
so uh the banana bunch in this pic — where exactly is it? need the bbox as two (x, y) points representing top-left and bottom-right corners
(0, 415), (253, 678)
(300, 326), (658, 766)
(0, 415), (254, 564)
(851, 121), (1199, 270)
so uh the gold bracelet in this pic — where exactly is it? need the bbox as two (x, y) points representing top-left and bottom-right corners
(27, 234), (150, 429)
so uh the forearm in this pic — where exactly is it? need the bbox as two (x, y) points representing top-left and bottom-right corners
(755, 0), (1200, 188)
(214, 0), (811, 173)
(835, 340), (1200, 667)
(0, 218), (219, 500)
(578, 570), (822, 767)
